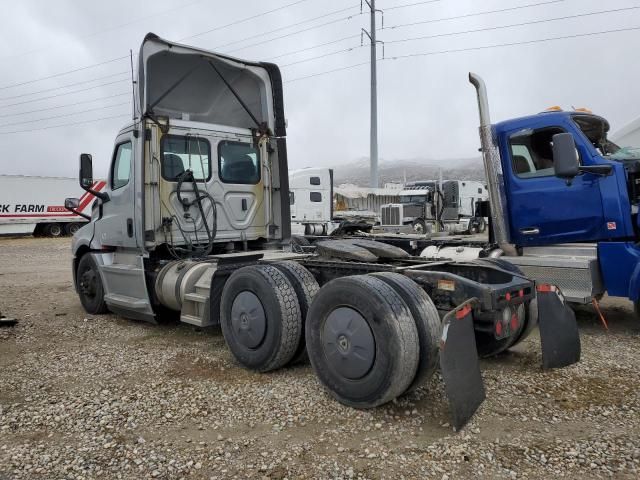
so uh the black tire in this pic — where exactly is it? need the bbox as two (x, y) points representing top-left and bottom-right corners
(220, 264), (302, 372)
(412, 219), (427, 235)
(65, 223), (81, 236)
(272, 261), (320, 364)
(45, 223), (63, 237)
(370, 272), (441, 393)
(76, 254), (108, 314)
(473, 257), (528, 356)
(291, 235), (311, 253)
(305, 275), (419, 408)
(478, 217), (487, 233)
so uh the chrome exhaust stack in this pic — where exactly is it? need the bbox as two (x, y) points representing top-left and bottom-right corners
(469, 73), (517, 256)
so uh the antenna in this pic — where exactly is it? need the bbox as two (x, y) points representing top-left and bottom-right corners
(129, 49), (137, 121)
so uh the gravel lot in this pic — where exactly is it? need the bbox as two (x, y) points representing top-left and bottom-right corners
(1, 237), (640, 479)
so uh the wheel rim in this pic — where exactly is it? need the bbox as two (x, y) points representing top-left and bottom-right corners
(230, 291), (267, 349)
(49, 225), (62, 236)
(69, 224), (80, 235)
(79, 267), (97, 299)
(322, 307), (375, 380)
(413, 223), (424, 234)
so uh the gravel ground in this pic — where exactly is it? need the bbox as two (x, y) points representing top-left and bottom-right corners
(1, 237), (640, 479)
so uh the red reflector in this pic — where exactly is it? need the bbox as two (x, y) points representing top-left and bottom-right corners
(455, 304), (472, 319)
(511, 314), (519, 331)
(505, 292), (511, 301)
(536, 283), (554, 293)
(495, 321), (503, 336)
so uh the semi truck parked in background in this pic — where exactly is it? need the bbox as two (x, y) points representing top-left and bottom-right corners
(0, 175), (103, 236)
(63, 34), (579, 430)
(289, 167), (333, 235)
(381, 180), (488, 234)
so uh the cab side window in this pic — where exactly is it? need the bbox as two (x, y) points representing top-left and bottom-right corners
(111, 141), (132, 190)
(509, 127), (567, 178)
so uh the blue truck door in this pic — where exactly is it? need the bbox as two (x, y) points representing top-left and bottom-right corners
(502, 125), (604, 246)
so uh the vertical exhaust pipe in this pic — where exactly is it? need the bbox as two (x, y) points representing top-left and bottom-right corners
(468, 73), (517, 256)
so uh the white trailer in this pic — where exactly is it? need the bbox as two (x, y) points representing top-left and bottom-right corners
(289, 168), (333, 235)
(0, 175), (104, 236)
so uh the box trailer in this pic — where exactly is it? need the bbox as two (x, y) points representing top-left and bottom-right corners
(0, 175), (103, 236)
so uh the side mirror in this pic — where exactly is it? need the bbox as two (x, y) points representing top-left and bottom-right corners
(64, 198), (80, 210)
(78, 153), (109, 202)
(64, 197), (90, 220)
(80, 153), (94, 189)
(552, 133), (579, 179)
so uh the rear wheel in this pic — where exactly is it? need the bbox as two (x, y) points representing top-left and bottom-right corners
(76, 254), (108, 314)
(370, 272), (441, 393)
(290, 235), (311, 253)
(273, 261), (319, 364)
(65, 223), (81, 236)
(220, 264), (302, 372)
(45, 223), (63, 237)
(305, 275), (419, 408)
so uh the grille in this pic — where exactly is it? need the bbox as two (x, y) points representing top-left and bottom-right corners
(381, 205), (401, 226)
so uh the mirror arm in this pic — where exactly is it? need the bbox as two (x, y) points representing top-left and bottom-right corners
(81, 184), (110, 202)
(64, 204), (91, 220)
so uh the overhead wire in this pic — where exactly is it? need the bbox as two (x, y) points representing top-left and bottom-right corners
(0, 79), (129, 108)
(0, 92), (130, 119)
(0, 114), (131, 135)
(0, 101), (130, 129)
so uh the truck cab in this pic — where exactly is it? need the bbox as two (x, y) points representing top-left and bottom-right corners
(69, 33), (290, 322)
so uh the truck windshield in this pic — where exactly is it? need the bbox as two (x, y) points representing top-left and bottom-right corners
(573, 114), (640, 160)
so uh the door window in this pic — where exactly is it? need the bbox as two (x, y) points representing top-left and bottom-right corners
(111, 141), (132, 190)
(509, 127), (569, 178)
(310, 192), (322, 202)
(218, 140), (260, 184)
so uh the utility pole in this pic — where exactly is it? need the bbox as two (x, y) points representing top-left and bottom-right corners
(361, 1), (383, 188)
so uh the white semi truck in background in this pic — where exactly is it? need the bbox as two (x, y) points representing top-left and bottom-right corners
(0, 175), (103, 236)
(288, 167), (333, 235)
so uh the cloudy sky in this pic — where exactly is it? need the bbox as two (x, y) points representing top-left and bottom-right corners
(0, 0), (639, 179)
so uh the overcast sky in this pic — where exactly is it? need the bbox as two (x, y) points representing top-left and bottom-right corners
(0, 0), (639, 178)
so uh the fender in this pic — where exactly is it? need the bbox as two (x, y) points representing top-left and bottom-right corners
(597, 242), (640, 300)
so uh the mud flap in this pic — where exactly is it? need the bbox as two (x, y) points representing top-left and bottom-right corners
(536, 284), (580, 369)
(439, 299), (485, 431)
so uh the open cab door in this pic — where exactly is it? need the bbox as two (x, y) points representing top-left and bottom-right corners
(137, 33), (290, 253)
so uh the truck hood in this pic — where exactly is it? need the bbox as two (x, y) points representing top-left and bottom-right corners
(137, 33), (286, 136)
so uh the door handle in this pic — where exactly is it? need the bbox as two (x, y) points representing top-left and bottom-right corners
(127, 218), (134, 238)
(520, 227), (540, 235)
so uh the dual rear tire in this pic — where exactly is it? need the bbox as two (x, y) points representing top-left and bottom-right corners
(220, 264), (441, 408)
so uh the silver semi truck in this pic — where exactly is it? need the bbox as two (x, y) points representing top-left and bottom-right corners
(65, 33), (579, 430)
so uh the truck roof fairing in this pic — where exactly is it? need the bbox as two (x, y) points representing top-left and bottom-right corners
(137, 33), (286, 136)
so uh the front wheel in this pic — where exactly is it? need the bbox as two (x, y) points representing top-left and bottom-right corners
(412, 219), (427, 235)
(76, 254), (108, 314)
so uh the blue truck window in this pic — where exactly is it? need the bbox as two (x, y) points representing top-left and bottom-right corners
(509, 127), (568, 178)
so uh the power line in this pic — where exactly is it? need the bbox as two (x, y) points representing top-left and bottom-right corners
(0, 101), (130, 129)
(217, 5), (361, 53)
(0, 92), (130, 119)
(280, 45), (364, 68)
(386, 0), (443, 11)
(0, 0), (206, 61)
(179, 0), (315, 41)
(387, 0), (565, 30)
(385, 5), (640, 46)
(269, 33), (361, 60)
(0, 113), (131, 135)
(389, 25), (640, 59)
(0, 55), (129, 91)
(0, 79), (128, 108)
(0, 71), (129, 102)
(285, 24), (640, 82)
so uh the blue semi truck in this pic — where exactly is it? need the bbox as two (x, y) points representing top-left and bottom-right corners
(419, 74), (640, 315)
